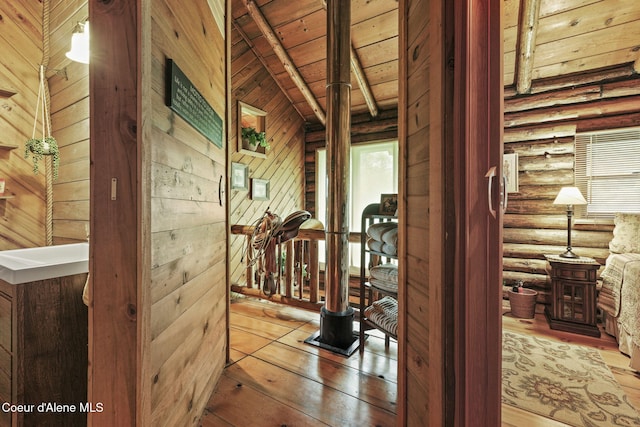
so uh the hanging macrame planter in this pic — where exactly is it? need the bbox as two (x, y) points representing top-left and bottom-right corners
(25, 64), (59, 180)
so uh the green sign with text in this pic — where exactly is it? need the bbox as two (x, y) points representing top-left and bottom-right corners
(166, 59), (223, 148)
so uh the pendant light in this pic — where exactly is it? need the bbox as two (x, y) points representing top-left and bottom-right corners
(65, 21), (90, 64)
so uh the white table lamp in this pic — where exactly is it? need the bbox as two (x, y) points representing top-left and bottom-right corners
(553, 187), (587, 258)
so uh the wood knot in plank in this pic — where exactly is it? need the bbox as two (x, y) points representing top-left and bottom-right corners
(127, 303), (137, 319)
(413, 44), (421, 61)
(413, 354), (423, 367)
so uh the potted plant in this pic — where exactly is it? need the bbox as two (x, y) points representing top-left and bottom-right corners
(25, 136), (60, 180)
(241, 126), (269, 151)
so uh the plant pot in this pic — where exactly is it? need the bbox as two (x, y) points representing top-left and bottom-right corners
(24, 137), (60, 180)
(508, 288), (537, 319)
(29, 144), (52, 155)
(243, 137), (258, 151)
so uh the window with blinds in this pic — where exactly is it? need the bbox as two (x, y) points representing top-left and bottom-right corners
(574, 127), (640, 219)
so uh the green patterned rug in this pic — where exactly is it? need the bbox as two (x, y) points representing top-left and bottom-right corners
(502, 331), (640, 427)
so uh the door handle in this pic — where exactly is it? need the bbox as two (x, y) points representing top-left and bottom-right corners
(218, 175), (224, 206)
(502, 174), (508, 212)
(485, 166), (497, 219)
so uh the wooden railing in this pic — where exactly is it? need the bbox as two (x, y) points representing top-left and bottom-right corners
(230, 225), (362, 311)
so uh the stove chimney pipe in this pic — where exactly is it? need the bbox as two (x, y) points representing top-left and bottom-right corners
(318, 0), (356, 352)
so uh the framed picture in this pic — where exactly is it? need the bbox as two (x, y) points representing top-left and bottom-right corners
(503, 153), (519, 193)
(231, 162), (249, 190)
(379, 193), (398, 216)
(251, 178), (270, 201)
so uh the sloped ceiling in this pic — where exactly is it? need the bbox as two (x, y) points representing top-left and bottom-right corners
(231, 0), (640, 126)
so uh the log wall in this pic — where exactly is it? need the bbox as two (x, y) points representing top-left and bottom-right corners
(149, 0), (228, 425)
(229, 25), (307, 287)
(503, 63), (640, 303)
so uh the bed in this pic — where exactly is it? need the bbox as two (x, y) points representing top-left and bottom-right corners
(597, 213), (640, 370)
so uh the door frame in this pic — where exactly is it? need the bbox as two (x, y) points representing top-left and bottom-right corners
(451, 0), (504, 425)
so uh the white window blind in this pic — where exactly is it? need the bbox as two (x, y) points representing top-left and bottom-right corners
(575, 127), (640, 218)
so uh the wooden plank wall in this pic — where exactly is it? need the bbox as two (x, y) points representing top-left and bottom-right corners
(503, 63), (640, 303)
(399, 0), (446, 424)
(49, 1), (90, 244)
(0, 1), (47, 249)
(229, 25), (306, 287)
(149, 0), (228, 425)
(0, 0), (89, 250)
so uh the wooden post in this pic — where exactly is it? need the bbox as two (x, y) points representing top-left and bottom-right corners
(309, 240), (319, 303)
(245, 235), (253, 288)
(295, 240), (303, 300)
(515, 0), (541, 94)
(88, 0), (144, 424)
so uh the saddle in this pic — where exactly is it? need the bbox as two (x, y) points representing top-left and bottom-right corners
(250, 210), (311, 296)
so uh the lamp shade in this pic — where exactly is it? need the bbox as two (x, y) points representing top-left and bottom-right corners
(553, 187), (587, 205)
(65, 22), (90, 64)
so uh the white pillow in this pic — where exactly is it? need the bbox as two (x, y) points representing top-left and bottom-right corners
(609, 213), (640, 254)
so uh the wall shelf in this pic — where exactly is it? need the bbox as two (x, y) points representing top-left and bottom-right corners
(238, 147), (266, 158)
(238, 101), (268, 157)
(0, 144), (19, 150)
(0, 88), (17, 98)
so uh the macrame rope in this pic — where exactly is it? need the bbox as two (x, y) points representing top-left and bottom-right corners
(41, 0), (54, 246)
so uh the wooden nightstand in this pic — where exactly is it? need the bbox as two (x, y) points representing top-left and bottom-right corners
(544, 255), (601, 337)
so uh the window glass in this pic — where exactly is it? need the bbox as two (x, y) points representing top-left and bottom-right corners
(575, 127), (640, 218)
(316, 141), (398, 266)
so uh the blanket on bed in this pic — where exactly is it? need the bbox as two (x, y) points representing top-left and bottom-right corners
(599, 253), (640, 350)
(599, 253), (640, 317)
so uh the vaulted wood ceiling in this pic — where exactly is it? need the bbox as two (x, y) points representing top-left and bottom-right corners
(231, 0), (640, 126)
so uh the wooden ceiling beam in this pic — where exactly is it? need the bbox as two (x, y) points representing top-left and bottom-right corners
(232, 21), (306, 122)
(243, 0), (326, 125)
(515, 0), (541, 94)
(350, 38), (378, 118)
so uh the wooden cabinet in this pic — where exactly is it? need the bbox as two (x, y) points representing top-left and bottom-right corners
(544, 256), (601, 337)
(0, 274), (87, 427)
(359, 203), (398, 352)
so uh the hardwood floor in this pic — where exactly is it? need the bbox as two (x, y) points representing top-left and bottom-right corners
(200, 296), (640, 426)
